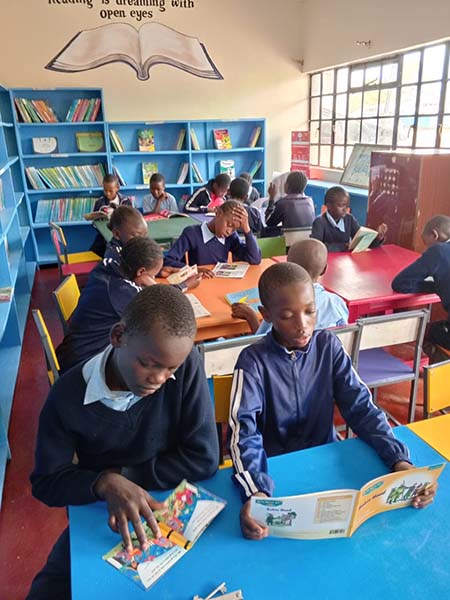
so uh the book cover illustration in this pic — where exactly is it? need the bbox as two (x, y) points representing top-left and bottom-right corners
(138, 129), (155, 152)
(75, 132), (105, 153)
(213, 129), (232, 150)
(142, 162), (159, 185)
(212, 263), (250, 278)
(32, 137), (58, 154)
(103, 480), (226, 591)
(46, 22), (223, 82)
(220, 160), (235, 179)
(225, 287), (260, 312)
(251, 464), (445, 540)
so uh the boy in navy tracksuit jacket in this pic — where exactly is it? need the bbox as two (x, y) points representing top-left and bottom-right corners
(103, 205), (148, 262)
(311, 186), (387, 252)
(184, 173), (230, 213)
(392, 215), (450, 350)
(229, 262), (437, 540)
(164, 200), (262, 275)
(27, 285), (219, 599)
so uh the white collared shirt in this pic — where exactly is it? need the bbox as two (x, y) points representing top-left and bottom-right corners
(201, 220), (225, 245)
(326, 210), (346, 233)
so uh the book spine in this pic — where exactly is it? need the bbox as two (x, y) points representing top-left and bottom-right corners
(90, 98), (101, 122)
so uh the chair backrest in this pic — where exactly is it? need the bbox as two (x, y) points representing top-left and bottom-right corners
(423, 359), (450, 418)
(213, 374), (234, 468)
(32, 309), (60, 386)
(257, 236), (286, 259)
(329, 324), (359, 362)
(49, 221), (68, 268)
(282, 227), (312, 247)
(198, 334), (265, 378)
(92, 219), (113, 242)
(52, 274), (80, 334)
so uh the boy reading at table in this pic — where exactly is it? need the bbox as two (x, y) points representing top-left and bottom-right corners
(392, 214), (450, 351)
(184, 173), (231, 213)
(229, 262), (437, 540)
(163, 200), (262, 277)
(264, 170), (315, 232)
(232, 238), (349, 333)
(104, 205), (148, 261)
(27, 285), (219, 599)
(311, 186), (387, 252)
(142, 172), (178, 214)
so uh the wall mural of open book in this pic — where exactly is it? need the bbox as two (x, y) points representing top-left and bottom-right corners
(46, 22), (223, 82)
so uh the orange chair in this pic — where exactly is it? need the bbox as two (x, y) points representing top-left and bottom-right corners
(50, 222), (100, 280)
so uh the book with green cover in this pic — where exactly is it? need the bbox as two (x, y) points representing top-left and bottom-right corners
(138, 129), (155, 152)
(75, 131), (105, 152)
(142, 162), (159, 185)
(349, 226), (379, 253)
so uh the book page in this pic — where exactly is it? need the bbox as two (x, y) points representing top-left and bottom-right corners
(250, 490), (358, 539)
(349, 226), (378, 252)
(350, 464), (446, 535)
(185, 294), (210, 318)
(212, 263), (249, 278)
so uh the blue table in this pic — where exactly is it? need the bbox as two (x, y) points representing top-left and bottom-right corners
(69, 427), (449, 599)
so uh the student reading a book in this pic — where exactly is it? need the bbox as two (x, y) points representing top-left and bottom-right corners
(311, 186), (387, 252)
(229, 263), (437, 540)
(104, 205), (148, 261)
(239, 172), (260, 205)
(142, 173), (178, 214)
(163, 200), (262, 276)
(228, 177), (263, 235)
(264, 171), (315, 234)
(392, 215), (450, 351)
(232, 238), (348, 333)
(87, 173), (133, 257)
(184, 173), (231, 213)
(27, 285), (219, 600)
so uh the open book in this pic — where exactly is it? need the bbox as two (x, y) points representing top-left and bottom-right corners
(250, 464), (445, 540)
(349, 226), (379, 253)
(46, 22), (223, 81)
(167, 264), (198, 285)
(103, 481), (225, 591)
(213, 262), (249, 278)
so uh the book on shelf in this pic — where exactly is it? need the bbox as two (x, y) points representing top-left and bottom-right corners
(248, 160), (262, 178)
(65, 98), (101, 122)
(142, 162), (159, 185)
(14, 98), (59, 123)
(109, 129), (125, 152)
(250, 463), (445, 540)
(167, 264), (198, 285)
(190, 128), (201, 150)
(176, 162), (189, 184)
(0, 287), (13, 302)
(112, 166), (126, 186)
(225, 287), (260, 311)
(212, 262), (249, 278)
(349, 226), (379, 253)
(213, 128), (232, 150)
(219, 159), (235, 179)
(75, 131), (105, 153)
(103, 480), (225, 591)
(32, 137), (58, 154)
(185, 294), (210, 318)
(25, 164), (106, 190)
(191, 162), (204, 183)
(138, 129), (155, 152)
(248, 126), (262, 148)
(0, 179), (4, 211)
(174, 128), (186, 150)
(35, 197), (97, 223)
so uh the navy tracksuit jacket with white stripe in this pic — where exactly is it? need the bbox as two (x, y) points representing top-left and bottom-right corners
(228, 329), (410, 501)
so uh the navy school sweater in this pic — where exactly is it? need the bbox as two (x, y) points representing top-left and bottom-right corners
(311, 213), (383, 252)
(30, 348), (219, 506)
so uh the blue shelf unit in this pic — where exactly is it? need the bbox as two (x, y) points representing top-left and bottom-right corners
(305, 180), (369, 226)
(0, 86), (36, 508)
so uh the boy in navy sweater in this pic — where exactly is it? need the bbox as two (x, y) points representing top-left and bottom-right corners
(229, 262), (437, 540)
(392, 215), (450, 350)
(28, 285), (219, 599)
(163, 200), (262, 276)
(104, 205), (148, 261)
(311, 186), (387, 252)
(184, 173), (230, 213)
(265, 170), (315, 231)
(228, 177), (263, 235)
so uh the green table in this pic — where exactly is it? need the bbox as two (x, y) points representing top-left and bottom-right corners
(92, 216), (198, 244)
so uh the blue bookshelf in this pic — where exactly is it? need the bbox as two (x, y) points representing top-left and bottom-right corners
(0, 85), (36, 508)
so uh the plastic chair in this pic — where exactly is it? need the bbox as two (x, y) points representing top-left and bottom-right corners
(282, 226), (312, 247)
(423, 359), (450, 419)
(198, 333), (266, 379)
(353, 309), (429, 424)
(32, 309), (60, 386)
(257, 236), (286, 259)
(212, 375), (234, 469)
(49, 222), (100, 280)
(52, 274), (80, 335)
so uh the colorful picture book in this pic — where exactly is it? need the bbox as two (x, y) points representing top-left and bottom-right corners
(65, 98), (102, 122)
(213, 128), (232, 150)
(109, 130), (125, 152)
(248, 126), (262, 148)
(190, 128), (201, 150)
(212, 262), (249, 278)
(249, 160), (262, 178)
(14, 98), (59, 123)
(32, 137), (58, 154)
(138, 129), (155, 152)
(75, 131), (105, 153)
(192, 162), (204, 183)
(103, 480), (226, 591)
(25, 164), (106, 190)
(142, 162), (159, 185)
(35, 197), (97, 223)
(349, 226), (379, 253)
(219, 159), (235, 179)
(225, 287), (260, 311)
(251, 464), (445, 540)
(177, 162), (189, 184)
(185, 294), (211, 318)
(174, 128), (186, 151)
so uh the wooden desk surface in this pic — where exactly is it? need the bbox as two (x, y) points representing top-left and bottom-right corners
(408, 414), (450, 461)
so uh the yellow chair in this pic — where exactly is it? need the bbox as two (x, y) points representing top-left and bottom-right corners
(423, 359), (450, 419)
(49, 221), (100, 280)
(53, 274), (80, 334)
(32, 309), (60, 386)
(212, 374), (234, 469)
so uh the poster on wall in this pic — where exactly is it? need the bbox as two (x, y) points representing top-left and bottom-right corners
(291, 131), (310, 178)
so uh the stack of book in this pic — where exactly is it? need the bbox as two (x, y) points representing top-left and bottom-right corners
(65, 98), (102, 122)
(25, 164), (106, 189)
(14, 98), (59, 123)
(35, 197), (96, 223)
(109, 130), (125, 152)
(191, 162), (204, 183)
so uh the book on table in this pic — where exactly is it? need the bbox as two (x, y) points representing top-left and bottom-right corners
(185, 294), (211, 318)
(213, 128), (232, 150)
(167, 264), (198, 285)
(250, 463), (445, 540)
(138, 129), (155, 152)
(103, 480), (225, 590)
(349, 226), (379, 253)
(75, 131), (105, 152)
(212, 262), (249, 278)
(142, 162), (159, 185)
(225, 287), (260, 311)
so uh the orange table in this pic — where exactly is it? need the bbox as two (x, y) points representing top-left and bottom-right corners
(272, 245), (440, 322)
(407, 414), (450, 461)
(185, 259), (273, 342)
